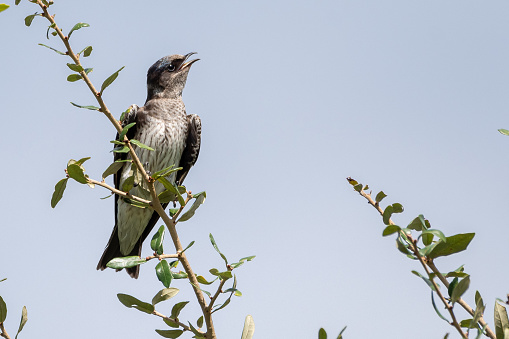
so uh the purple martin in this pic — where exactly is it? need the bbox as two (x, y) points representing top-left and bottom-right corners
(97, 53), (201, 278)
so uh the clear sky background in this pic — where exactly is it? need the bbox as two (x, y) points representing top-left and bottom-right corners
(1, 1), (509, 338)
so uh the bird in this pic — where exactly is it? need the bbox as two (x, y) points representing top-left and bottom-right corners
(97, 53), (202, 278)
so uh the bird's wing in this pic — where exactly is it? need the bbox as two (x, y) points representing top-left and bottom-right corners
(176, 114), (202, 185)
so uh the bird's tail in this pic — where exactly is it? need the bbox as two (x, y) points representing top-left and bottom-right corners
(97, 224), (141, 279)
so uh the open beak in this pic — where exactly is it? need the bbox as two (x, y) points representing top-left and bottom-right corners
(179, 52), (199, 71)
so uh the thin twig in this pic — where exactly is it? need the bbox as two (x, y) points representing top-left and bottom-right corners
(208, 279), (227, 311)
(348, 177), (496, 339)
(152, 310), (204, 334)
(0, 323), (11, 339)
(87, 179), (152, 205)
(145, 253), (178, 261)
(34, 2), (215, 338)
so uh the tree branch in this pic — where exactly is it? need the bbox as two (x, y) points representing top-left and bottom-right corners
(0, 323), (11, 339)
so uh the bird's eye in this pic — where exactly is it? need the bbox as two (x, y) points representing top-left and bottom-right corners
(168, 64), (175, 72)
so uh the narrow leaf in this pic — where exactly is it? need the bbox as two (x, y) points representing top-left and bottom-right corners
(150, 226), (165, 255)
(451, 276), (470, 304)
(78, 46), (92, 57)
(156, 260), (173, 288)
(0, 4), (9, 12)
(119, 122), (136, 141)
(70, 102), (100, 110)
(155, 329), (183, 338)
(14, 306), (27, 339)
(106, 256), (146, 269)
(498, 129), (509, 136)
(181, 241), (195, 254)
(68, 22), (89, 37)
(102, 161), (124, 180)
(494, 302), (509, 339)
(170, 301), (189, 319)
(117, 294), (154, 314)
(196, 275), (216, 285)
(422, 229), (447, 243)
(431, 291), (450, 323)
(178, 192), (206, 222)
(38, 43), (65, 55)
(66, 63), (83, 72)
(209, 233), (228, 265)
(0, 296), (6, 323)
(151, 288), (179, 306)
(100, 66), (125, 94)
(427, 233), (475, 259)
(51, 178), (68, 208)
(131, 139), (155, 151)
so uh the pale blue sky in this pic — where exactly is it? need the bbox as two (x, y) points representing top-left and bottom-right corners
(1, 1), (509, 338)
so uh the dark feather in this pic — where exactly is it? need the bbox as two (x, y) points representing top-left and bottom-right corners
(176, 114), (202, 185)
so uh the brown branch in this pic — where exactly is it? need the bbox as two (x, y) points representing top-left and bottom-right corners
(35, 2), (215, 337)
(348, 177), (496, 339)
(87, 178), (152, 205)
(0, 323), (11, 339)
(145, 253), (179, 261)
(152, 310), (203, 334)
(208, 279), (227, 311)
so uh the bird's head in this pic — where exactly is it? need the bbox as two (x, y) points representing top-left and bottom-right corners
(146, 52), (199, 100)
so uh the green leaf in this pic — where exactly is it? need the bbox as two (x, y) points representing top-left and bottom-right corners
(408, 215), (426, 231)
(100, 66), (125, 94)
(427, 233), (475, 259)
(181, 241), (195, 254)
(459, 319), (475, 328)
(353, 183), (362, 192)
(25, 13), (38, 27)
(431, 291), (450, 323)
(78, 46), (93, 57)
(106, 256), (146, 269)
(375, 191), (387, 203)
(102, 161), (124, 180)
(411, 270), (436, 291)
(155, 330), (183, 338)
(38, 43), (66, 55)
(209, 233), (228, 265)
(70, 102), (100, 110)
(158, 190), (177, 204)
(187, 322), (204, 337)
(14, 306), (27, 339)
(422, 232), (433, 246)
(450, 276), (470, 304)
(230, 255), (256, 269)
(498, 129), (509, 136)
(131, 139), (155, 151)
(178, 192), (206, 222)
(172, 271), (188, 279)
(0, 296), (6, 323)
(396, 236), (411, 255)
(494, 302), (509, 339)
(0, 4), (9, 12)
(319, 328), (327, 339)
(151, 226), (165, 255)
(471, 291), (485, 329)
(240, 315), (255, 339)
(51, 178), (68, 208)
(113, 145), (130, 153)
(196, 275), (216, 285)
(170, 301), (189, 319)
(15, 0), (20, 5)
(67, 63), (83, 72)
(163, 318), (179, 328)
(382, 225), (401, 237)
(448, 277), (459, 298)
(152, 165), (180, 179)
(383, 205), (393, 225)
(118, 122), (136, 141)
(197, 316), (204, 328)
(209, 269), (232, 280)
(338, 326), (347, 339)
(151, 288), (179, 306)
(156, 260), (173, 288)
(84, 68), (93, 74)
(117, 294), (154, 314)
(67, 164), (88, 184)
(74, 157), (91, 166)
(68, 22), (89, 37)
(0, 278), (6, 283)
(67, 74), (82, 82)
(392, 203), (404, 213)
(122, 175), (135, 192)
(422, 229), (446, 243)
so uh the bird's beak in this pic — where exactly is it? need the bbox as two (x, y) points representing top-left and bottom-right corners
(179, 52), (200, 71)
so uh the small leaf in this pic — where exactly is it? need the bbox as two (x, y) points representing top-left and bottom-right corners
(197, 316), (204, 328)
(163, 318), (179, 328)
(375, 191), (387, 203)
(15, 306), (27, 339)
(122, 175), (135, 192)
(448, 277), (459, 298)
(392, 203), (404, 213)
(0, 296), (6, 323)
(383, 205), (393, 225)
(178, 192), (206, 222)
(152, 165), (179, 179)
(427, 233), (475, 259)
(101, 66), (125, 94)
(67, 164), (88, 184)
(187, 322), (203, 337)
(422, 229), (446, 243)
(51, 178), (68, 208)
(106, 256), (146, 269)
(38, 43), (65, 55)
(155, 329), (183, 338)
(70, 102), (100, 110)
(353, 183), (362, 192)
(170, 301), (189, 319)
(319, 328), (327, 339)
(171, 271), (188, 279)
(196, 275), (216, 285)
(150, 226), (165, 255)
(25, 13), (37, 27)
(0, 4), (9, 12)
(450, 276), (470, 304)
(411, 270), (436, 291)
(102, 161), (124, 180)
(151, 288), (179, 306)
(68, 22), (89, 38)
(117, 294), (154, 314)
(119, 122), (136, 141)
(408, 215), (426, 231)
(156, 260), (173, 288)
(209, 233), (228, 265)
(78, 46), (93, 57)
(240, 315), (255, 339)
(181, 241), (195, 254)
(494, 302), (509, 339)
(431, 291), (450, 323)
(113, 145), (130, 153)
(67, 74), (82, 82)
(84, 68), (93, 74)
(131, 139), (155, 151)
(67, 63), (84, 72)
(382, 225), (401, 237)
(498, 129), (509, 136)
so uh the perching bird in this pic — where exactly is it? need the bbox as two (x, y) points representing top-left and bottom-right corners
(97, 53), (201, 278)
